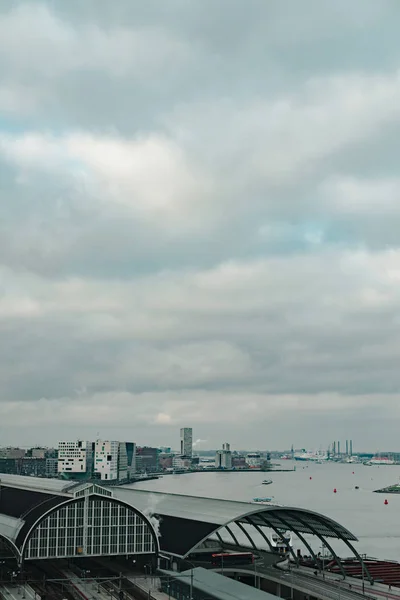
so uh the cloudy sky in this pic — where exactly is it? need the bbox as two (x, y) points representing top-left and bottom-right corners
(1, 1), (400, 451)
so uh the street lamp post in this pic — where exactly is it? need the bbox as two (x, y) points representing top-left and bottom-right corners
(185, 560), (196, 600)
(361, 555), (365, 595)
(320, 544), (326, 580)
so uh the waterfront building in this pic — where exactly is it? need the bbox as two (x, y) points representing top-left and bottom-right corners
(180, 427), (193, 457)
(125, 442), (137, 476)
(94, 440), (129, 482)
(232, 454), (247, 469)
(215, 443), (232, 469)
(46, 457), (58, 477)
(159, 453), (174, 470)
(94, 440), (119, 481)
(58, 440), (94, 479)
(246, 452), (262, 468)
(136, 446), (159, 473)
(172, 455), (191, 470)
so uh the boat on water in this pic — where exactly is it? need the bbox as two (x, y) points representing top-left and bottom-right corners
(270, 529), (293, 554)
(294, 450), (328, 462)
(252, 497), (273, 504)
(366, 455), (396, 466)
(262, 479), (273, 485)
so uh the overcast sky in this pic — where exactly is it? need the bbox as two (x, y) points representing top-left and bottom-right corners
(1, 1), (400, 451)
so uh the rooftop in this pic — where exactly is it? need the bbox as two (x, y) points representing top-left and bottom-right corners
(160, 567), (280, 600)
(114, 487), (357, 540)
(0, 475), (359, 560)
(0, 474), (76, 495)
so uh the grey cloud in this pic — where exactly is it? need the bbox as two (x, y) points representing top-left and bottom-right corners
(1, 1), (400, 448)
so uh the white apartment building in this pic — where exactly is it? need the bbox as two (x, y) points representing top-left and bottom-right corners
(94, 440), (119, 481)
(180, 427), (193, 457)
(58, 441), (92, 476)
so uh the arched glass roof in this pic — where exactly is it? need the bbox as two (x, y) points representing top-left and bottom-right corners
(113, 488), (358, 558)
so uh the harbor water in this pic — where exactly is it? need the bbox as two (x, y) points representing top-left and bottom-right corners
(126, 461), (400, 561)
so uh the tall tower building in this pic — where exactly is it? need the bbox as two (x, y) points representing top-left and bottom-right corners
(180, 428), (193, 457)
(215, 443), (232, 469)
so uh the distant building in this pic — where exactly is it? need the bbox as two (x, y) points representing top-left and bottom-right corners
(58, 440), (93, 479)
(0, 457), (47, 477)
(0, 447), (25, 459)
(246, 453), (262, 469)
(172, 456), (191, 470)
(20, 457), (47, 477)
(0, 458), (19, 475)
(125, 442), (137, 476)
(117, 442), (128, 481)
(94, 440), (118, 481)
(46, 457), (58, 478)
(31, 448), (46, 459)
(159, 453), (174, 470)
(215, 443), (232, 469)
(232, 454), (247, 469)
(136, 447), (159, 473)
(180, 428), (193, 457)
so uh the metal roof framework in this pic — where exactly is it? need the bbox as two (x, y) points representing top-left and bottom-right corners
(0, 477), (372, 583)
(0, 479), (160, 564)
(113, 488), (373, 583)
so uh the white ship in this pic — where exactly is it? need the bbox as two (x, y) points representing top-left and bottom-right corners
(367, 455), (395, 466)
(294, 450), (328, 462)
(270, 529), (293, 554)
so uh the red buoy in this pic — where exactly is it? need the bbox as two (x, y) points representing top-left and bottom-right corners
(384, 499), (388, 505)
(352, 471), (355, 474)
(333, 488), (337, 493)
(310, 476), (312, 480)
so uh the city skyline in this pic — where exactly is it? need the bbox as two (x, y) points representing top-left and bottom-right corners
(1, 1), (400, 447)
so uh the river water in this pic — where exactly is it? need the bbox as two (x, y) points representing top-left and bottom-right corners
(126, 461), (400, 561)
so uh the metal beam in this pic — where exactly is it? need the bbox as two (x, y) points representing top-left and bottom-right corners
(224, 525), (240, 547)
(244, 516), (275, 552)
(235, 521), (259, 552)
(283, 510), (347, 579)
(215, 531), (224, 545)
(342, 539), (373, 584)
(256, 514), (299, 565)
(266, 512), (321, 570)
(290, 509), (373, 584)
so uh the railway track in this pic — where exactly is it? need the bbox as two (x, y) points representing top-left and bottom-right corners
(31, 561), (75, 600)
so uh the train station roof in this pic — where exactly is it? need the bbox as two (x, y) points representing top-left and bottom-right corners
(0, 475), (359, 562)
(113, 487), (358, 557)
